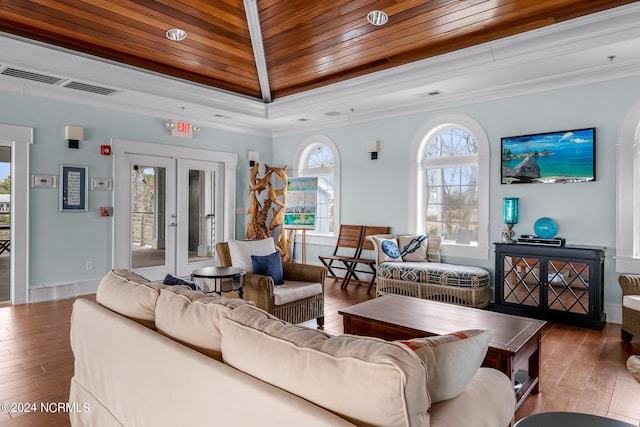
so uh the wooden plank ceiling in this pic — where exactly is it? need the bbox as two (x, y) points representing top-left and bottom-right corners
(0, 0), (637, 102)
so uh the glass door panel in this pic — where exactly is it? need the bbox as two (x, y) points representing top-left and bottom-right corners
(131, 164), (167, 269)
(547, 260), (590, 314)
(502, 256), (540, 307)
(0, 146), (10, 302)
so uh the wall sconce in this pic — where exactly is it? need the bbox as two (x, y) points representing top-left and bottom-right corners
(248, 151), (259, 167)
(501, 197), (519, 243)
(367, 140), (379, 160)
(65, 126), (84, 149)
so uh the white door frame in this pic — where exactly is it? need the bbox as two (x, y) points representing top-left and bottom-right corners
(0, 124), (32, 305)
(112, 138), (237, 276)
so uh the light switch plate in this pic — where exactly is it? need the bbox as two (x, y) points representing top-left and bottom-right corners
(32, 175), (57, 188)
(92, 177), (112, 190)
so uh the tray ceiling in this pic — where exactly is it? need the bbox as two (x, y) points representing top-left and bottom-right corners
(1, 0), (636, 104)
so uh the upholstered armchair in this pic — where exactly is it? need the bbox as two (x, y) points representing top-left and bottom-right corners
(216, 239), (325, 327)
(619, 274), (640, 342)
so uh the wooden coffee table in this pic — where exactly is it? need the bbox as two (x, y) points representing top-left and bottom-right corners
(339, 294), (547, 409)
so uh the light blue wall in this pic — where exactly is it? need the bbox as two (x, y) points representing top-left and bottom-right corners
(0, 90), (271, 288)
(273, 75), (640, 306)
(3, 75), (640, 306)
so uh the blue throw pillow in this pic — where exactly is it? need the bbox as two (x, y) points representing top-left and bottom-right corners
(251, 251), (284, 285)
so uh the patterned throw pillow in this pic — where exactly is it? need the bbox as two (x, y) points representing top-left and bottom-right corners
(371, 236), (403, 263)
(396, 329), (492, 403)
(397, 235), (428, 262)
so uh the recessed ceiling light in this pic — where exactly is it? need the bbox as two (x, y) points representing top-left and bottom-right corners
(213, 114), (231, 119)
(298, 118), (310, 122)
(166, 28), (187, 41)
(325, 111), (341, 116)
(367, 10), (388, 26)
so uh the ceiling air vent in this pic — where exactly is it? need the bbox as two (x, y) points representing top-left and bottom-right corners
(1, 67), (64, 85)
(63, 81), (118, 96)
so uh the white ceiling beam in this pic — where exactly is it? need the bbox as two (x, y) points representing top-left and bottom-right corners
(244, 0), (271, 103)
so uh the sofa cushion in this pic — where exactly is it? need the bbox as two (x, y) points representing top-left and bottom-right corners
(96, 269), (159, 329)
(371, 235), (403, 263)
(428, 367), (516, 427)
(623, 295), (640, 311)
(251, 251), (284, 285)
(273, 281), (323, 305)
(397, 234), (428, 262)
(228, 237), (276, 273)
(221, 305), (429, 427)
(155, 289), (251, 361)
(397, 330), (491, 403)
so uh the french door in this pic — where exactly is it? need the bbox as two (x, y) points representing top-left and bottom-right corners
(113, 142), (230, 281)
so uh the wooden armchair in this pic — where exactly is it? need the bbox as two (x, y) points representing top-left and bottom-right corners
(216, 242), (326, 327)
(619, 274), (640, 342)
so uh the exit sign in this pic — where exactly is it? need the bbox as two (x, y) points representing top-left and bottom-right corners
(170, 120), (194, 138)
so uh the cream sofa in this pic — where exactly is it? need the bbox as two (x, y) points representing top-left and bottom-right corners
(69, 269), (516, 427)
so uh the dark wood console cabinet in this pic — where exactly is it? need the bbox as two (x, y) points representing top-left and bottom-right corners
(493, 243), (606, 329)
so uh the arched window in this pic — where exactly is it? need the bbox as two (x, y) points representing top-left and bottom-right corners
(409, 114), (489, 259)
(616, 99), (640, 273)
(294, 135), (341, 235)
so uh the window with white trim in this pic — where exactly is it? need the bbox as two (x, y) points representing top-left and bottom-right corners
(409, 114), (489, 259)
(615, 100), (640, 273)
(423, 127), (479, 241)
(294, 135), (341, 235)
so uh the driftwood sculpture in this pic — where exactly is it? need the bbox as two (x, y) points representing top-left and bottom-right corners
(246, 163), (289, 261)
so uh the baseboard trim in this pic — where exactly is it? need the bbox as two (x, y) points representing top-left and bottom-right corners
(29, 279), (101, 303)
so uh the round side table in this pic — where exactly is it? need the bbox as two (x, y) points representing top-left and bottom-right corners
(191, 267), (245, 297)
(515, 412), (636, 427)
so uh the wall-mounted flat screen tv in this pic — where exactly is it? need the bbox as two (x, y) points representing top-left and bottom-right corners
(501, 127), (595, 184)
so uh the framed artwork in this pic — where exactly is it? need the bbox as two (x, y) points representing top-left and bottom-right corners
(501, 127), (595, 184)
(60, 165), (88, 212)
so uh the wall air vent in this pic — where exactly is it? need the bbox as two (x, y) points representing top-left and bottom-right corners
(1, 67), (64, 85)
(63, 81), (118, 96)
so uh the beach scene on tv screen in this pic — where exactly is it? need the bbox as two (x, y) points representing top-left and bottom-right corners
(501, 128), (595, 184)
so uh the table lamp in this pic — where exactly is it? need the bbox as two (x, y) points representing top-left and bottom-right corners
(501, 197), (519, 243)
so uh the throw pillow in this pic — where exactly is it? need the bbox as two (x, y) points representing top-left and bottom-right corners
(227, 237), (276, 273)
(397, 235), (428, 262)
(396, 329), (492, 403)
(371, 236), (403, 263)
(251, 251), (284, 285)
(163, 273), (197, 290)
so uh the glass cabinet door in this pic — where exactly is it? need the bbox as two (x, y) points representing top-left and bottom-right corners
(546, 260), (590, 315)
(502, 256), (541, 307)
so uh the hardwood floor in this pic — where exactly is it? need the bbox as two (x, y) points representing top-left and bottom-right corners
(0, 279), (639, 426)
